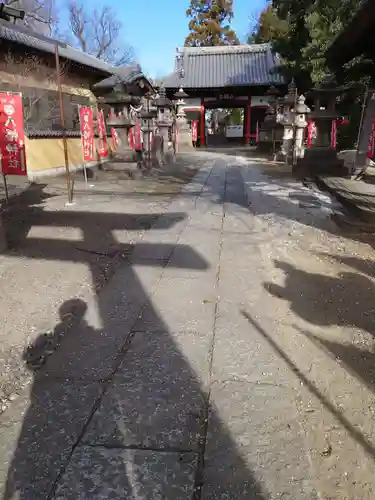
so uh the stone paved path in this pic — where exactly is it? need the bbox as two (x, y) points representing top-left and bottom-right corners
(2, 152), (375, 498)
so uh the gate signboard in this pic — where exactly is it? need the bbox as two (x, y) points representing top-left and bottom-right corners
(0, 92), (27, 176)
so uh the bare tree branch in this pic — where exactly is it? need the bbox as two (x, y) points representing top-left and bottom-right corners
(3, 51), (69, 129)
(7, 0), (58, 35)
(65, 1), (135, 66)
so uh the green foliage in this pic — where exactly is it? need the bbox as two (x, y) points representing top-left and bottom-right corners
(247, 5), (288, 44)
(249, 0), (375, 147)
(227, 108), (243, 125)
(185, 0), (239, 47)
(248, 0), (367, 91)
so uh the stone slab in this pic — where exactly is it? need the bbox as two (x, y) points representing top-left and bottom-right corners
(83, 331), (209, 451)
(163, 229), (220, 280)
(212, 303), (299, 389)
(0, 380), (101, 500)
(203, 381), (314, 500)
(134, 276), (216, 334)
(53, 446), (198, 499)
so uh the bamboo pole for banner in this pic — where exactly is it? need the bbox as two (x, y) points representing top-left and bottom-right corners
(55, 43), (73, 204)
(2, 174), (8, 204)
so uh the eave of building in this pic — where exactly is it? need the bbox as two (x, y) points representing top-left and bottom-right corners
(0, 18), (153, 91)
(326, 0), (375, 69)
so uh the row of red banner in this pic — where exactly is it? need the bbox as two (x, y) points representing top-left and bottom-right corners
(79, 109), (158, 159)
(79, 107), (109, 161)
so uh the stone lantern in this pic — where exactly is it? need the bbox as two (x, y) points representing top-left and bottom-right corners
(174, 86), (191, 151)
(278, 80), (297, 161)
(140, 105), (157, 171)
(296, 81), (344, 175)
(258, 85), (282, 156)
(292, 94), (310, 162)
(105, 93), (139, 163)
(153, 85), (174, 164)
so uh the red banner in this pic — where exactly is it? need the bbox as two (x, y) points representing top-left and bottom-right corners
(96, 110), (108, 158)
(307, 120), (314, 147)
(128, 128), (134, 149)
(0, 92), (27, 176)
(111, 128), (119, 150)
(79, 107), (95, 161)
(191, 120), (198, 142)
(331, 120), (337, 149)
(134, 118), (142, 151)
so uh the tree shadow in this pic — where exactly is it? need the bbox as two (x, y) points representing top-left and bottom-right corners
(263, 260), (375, 336)
(295, 327), (375, 395)
(315, 252), (375, 280)
(1, 203), (270, 498)
(240, 310), (375, 461)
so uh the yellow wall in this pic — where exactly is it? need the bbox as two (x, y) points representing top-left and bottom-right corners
(25, 136), (109, 174)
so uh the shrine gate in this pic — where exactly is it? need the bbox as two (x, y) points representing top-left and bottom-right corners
(163, 43), (285, 146)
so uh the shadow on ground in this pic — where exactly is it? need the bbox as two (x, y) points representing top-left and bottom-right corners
(261, 258), (375, 453)
(1, 191), (269, 498)
(241, 310), (375, 462)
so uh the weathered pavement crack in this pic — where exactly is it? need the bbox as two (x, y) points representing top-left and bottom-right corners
(192, 162), (227, 500)
(46, 165), (215, 499)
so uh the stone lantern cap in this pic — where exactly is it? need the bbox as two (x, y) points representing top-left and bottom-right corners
(154, 85), (172, 108)
(293, 95), (310, 114)
(106, 113), (135, 128)
(281, 79), (296, 106)
(174, 86), (188, 99)
(266, 85), (280, 105)
(97, 94), (141, 106)
(140, 109), (157, 120)
(308, 76), (345, 101)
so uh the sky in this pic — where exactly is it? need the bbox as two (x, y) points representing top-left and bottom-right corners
(78, 0), (268, 79)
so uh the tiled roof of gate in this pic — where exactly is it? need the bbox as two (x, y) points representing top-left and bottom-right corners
(163, 43), (285, 89)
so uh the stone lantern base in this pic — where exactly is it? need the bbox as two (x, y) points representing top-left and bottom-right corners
(294, 147), (347, 178)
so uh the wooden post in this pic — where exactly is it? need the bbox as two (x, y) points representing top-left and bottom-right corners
(55, 43), (73, 205)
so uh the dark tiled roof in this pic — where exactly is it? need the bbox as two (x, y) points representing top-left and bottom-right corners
(0, 19), (154, 90)
(163, 43), (284, 89)
(93, 65), (146, 89)
(0, 18), (114, 74)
